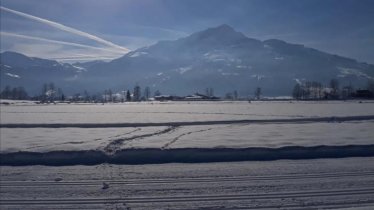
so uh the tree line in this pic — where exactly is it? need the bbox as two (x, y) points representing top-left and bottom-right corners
(1, 80), (373, 102)
(292, 79), (374, 100)
(0, 86), (29, 100)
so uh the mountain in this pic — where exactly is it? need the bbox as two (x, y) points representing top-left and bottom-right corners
(1, 25), (374, 96)
(0, 51), (87, 94)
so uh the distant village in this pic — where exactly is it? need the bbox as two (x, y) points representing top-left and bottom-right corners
(1, 79), (374, 103)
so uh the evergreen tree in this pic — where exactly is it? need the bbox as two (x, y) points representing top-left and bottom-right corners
(126, 90), (131, 101)
(254, 87), (261, 100)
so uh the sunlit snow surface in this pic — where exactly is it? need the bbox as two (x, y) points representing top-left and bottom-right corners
(1, 100), (373, 153)
(2, 100), (374, 124)
(1, 100), (374, 209)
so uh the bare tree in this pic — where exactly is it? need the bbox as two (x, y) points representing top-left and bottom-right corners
(233, 90), (238, 100)
(133, 85), (141, 101)
(83, 90), (90, 102)
(108, 89), (113, 102)
(144, 86), (151, 101)
(292, 84), (302, 99)
(330, 79), (340, 99)
(1, 86), (11, 99)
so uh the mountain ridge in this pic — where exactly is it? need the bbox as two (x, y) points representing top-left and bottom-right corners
(1, 24), (373, 96)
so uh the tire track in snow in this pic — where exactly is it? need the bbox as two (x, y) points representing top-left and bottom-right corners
(103, 126), (178, 154)
(161, 127), (214, 149)
(25, 128), (142, 150)
(94, 128), (141, 142)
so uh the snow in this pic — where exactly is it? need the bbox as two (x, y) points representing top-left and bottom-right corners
(1, 101), (374, 154)
(203, 51), (231, 62)
(221, 72), (239, 76)
(5, 72), (20, 78)
(0, 99), (36, 105)
(3, 121), (372, 153)
(275, 56), (284, 60)
(338, 66), (374, 80)
(129, 51), (148, 57)
(294, 78), (305, 84)
(1, 157), (374, 209)
(236, 65), (251, 69)
(251, 74), (265, 80)
(176, 66), (192, 74)
(1, 100), (374, 124)
(1, 100), (374, 208)
(0, 127), (166, 152)
(162, 122), (374, 149)
(71, 65), (86, 72)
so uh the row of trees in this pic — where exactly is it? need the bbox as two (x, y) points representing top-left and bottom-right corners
(0, 83), (155, 103)
(0, 86), (29, 100)
(0, 84), (259, 102)
(2, 80), (373, 102)
(292, 79), (374, 100)
(223, 87), (262, 100)
(0, 83), (64, 102)
(101, 85), (155, 103)
(40, 83), (65, 102)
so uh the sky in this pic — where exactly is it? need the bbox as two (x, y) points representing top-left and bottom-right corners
(1, 0), (373, 63)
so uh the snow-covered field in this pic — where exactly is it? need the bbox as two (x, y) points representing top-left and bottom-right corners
(2, 122), (373, 153)
(1, 100), (374, 124)
(1, 100), (373, 153)
(1, 158), (374, 209)
(1, 100), (374, 209)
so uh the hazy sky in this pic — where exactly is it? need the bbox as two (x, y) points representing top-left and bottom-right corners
(1, 0), (373, 63)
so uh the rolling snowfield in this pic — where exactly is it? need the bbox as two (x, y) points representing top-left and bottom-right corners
(1, 100), (374, 209)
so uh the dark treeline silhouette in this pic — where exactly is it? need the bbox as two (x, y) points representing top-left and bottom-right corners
(0, 86), (29, 100)
(1, 80), (373, 102)
(292, 79), (374, 100)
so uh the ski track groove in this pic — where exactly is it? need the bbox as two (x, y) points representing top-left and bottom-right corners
(2, 110), (307, 118)
(2, 171), (374, 187)
(2, 115), (374, 128)
(1, 188), (374, 205)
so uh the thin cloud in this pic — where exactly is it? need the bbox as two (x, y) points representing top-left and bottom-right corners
(1, 32), (125, 54)
(0, 6), (129, 53)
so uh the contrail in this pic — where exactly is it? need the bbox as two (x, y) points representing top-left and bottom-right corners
(0, 32), (125, 54)
(0, 6), (129, 53)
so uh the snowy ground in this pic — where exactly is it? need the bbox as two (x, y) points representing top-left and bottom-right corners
(1, 158), (374, 209)
(1, 100), (374, 209)
(2, 122), (373, 152)
(1, 100), (374, 124)
(1, 100), (374, 153)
